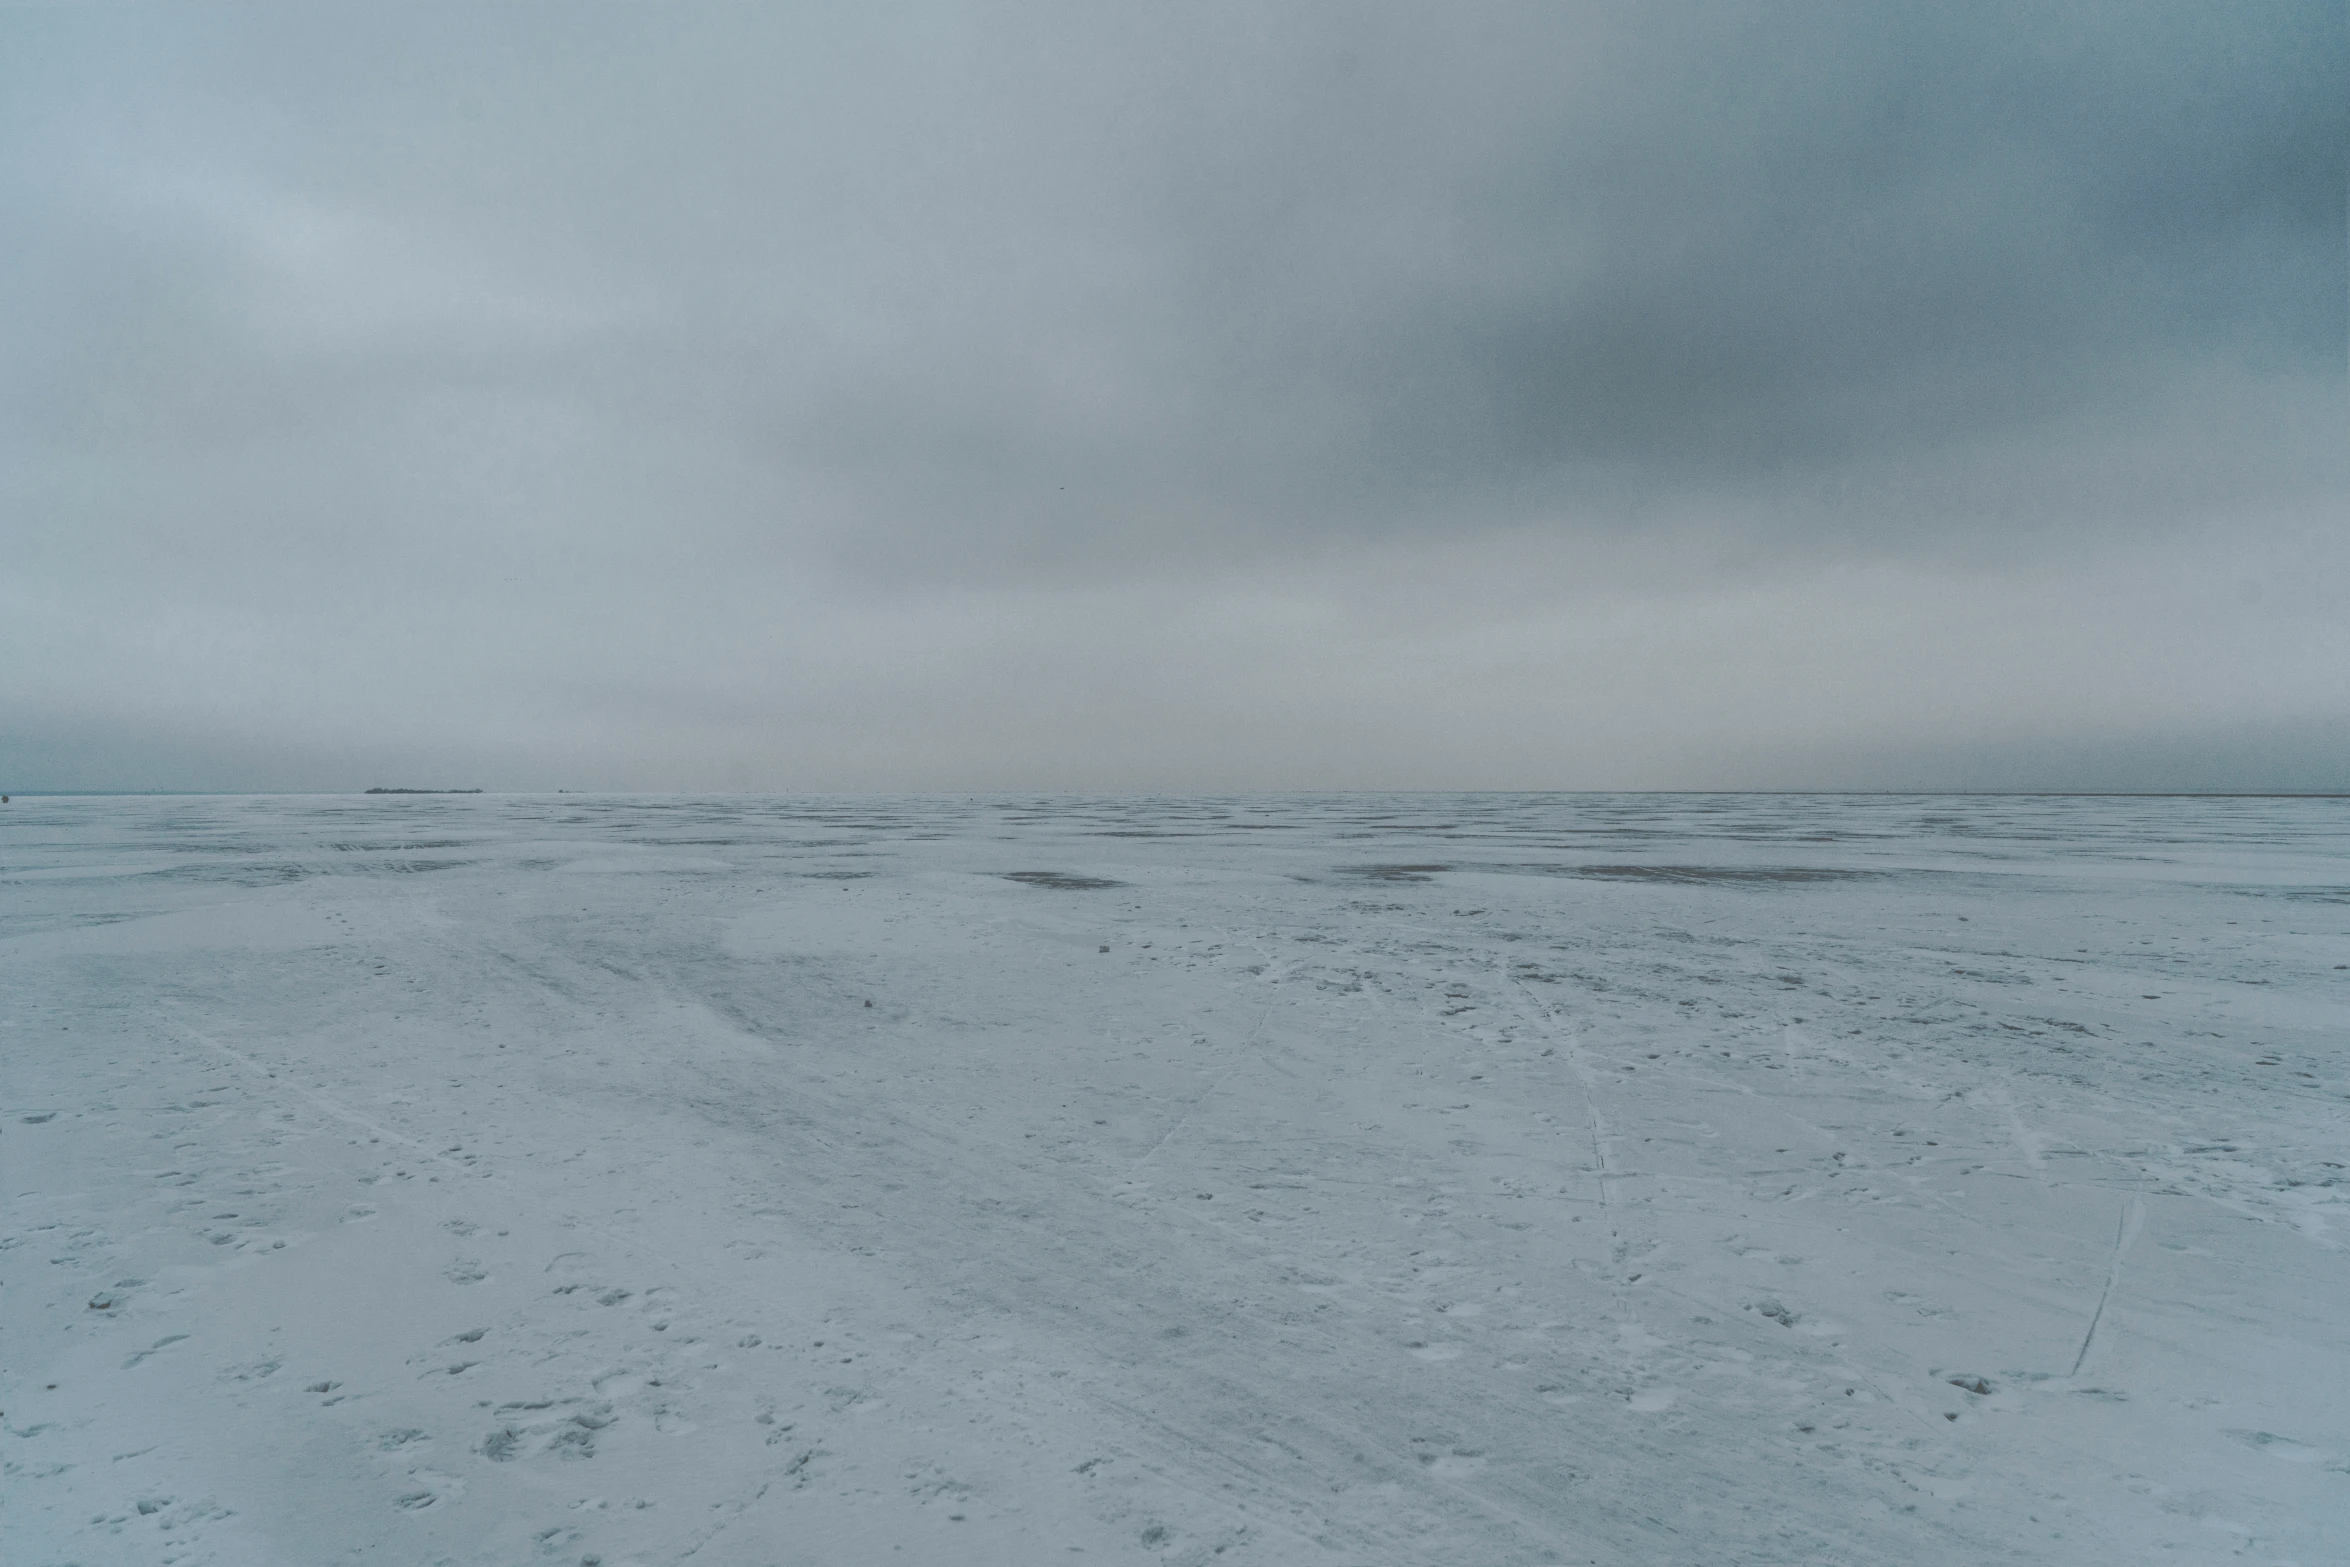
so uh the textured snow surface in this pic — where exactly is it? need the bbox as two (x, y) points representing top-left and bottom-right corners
(4, 793), (2346, 1565)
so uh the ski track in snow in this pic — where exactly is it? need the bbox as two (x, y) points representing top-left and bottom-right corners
(3, 792), (2346, 1565)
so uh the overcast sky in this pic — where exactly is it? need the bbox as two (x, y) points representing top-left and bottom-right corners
(5, 2), (2344, 792)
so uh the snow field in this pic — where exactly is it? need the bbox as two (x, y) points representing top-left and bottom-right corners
(4, 793), (2346, 1564)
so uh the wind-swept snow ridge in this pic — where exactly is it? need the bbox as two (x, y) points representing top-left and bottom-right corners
(4, 792), (2345, 1563)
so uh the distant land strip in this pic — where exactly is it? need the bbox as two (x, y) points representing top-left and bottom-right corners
(364, 787), (484, 795)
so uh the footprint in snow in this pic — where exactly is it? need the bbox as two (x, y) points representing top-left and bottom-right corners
(394, 1470), (463, 1509)
(1406, 1341), (1463, 1362)
(123, 1335), (189, 1369)
(547, 1426), (596, 1459)
(2226, 1430), (2323, 1463)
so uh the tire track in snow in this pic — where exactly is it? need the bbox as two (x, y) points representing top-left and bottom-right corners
(1133, 1002), (1271, 1168)
(169, 1013), (476, 1179)
(2069, 1191), (2147, 1377)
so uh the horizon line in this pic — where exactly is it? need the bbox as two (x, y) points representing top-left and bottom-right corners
(6, 789), (2345, 801)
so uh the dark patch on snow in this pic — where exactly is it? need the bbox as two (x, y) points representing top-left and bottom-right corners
(1558, 864), (1881, 885)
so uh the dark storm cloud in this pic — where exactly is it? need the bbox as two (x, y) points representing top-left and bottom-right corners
(15, 5), (2342, 557)
(1353, 3), (2346, 478)
(716, 0), (2349, 571)
(2, 2), (2344, 790)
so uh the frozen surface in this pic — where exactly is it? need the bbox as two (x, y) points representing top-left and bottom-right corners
(4, 792), (2346, 1565)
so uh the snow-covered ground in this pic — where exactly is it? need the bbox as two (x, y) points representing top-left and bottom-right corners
(5, 793), (2345, 1565)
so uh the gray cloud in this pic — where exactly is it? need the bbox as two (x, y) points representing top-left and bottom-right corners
(2, 2), (2343, 790)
